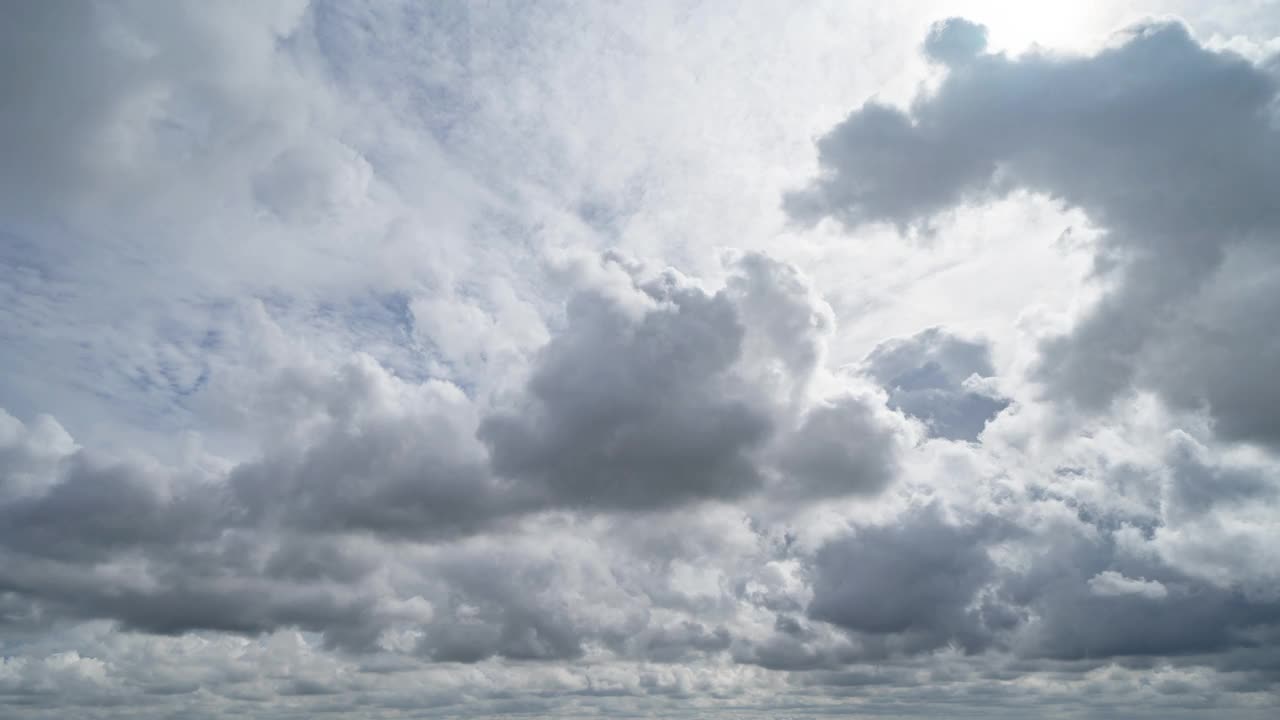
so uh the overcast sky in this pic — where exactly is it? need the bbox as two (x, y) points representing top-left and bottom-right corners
(3, 1), (1280, 718)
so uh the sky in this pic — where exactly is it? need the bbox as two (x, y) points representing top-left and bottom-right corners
(2, 1), (1280, 718)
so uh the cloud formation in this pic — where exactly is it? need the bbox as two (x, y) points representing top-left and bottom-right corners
(3, 2), (1280, 718)
(787, 16), (1280, 448)
(862, 327), (1009, 441)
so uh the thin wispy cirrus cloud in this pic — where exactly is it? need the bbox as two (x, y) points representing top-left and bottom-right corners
(2, 1), (1279, 718)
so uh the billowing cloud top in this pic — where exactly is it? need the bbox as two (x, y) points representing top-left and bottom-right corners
(2, 3), (1280, 718)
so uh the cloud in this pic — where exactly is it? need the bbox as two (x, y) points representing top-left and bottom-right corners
(414, 552), (587, 663)
(481, 252), (901, 510)
(801, 495), (1280, 666)
(0, 410), (76, 499)
(228, 354), (531, 540)
(1089, 570), (1168, 599)
(4, 2), (1280, 717)
(862, 327), (1009, 441)
(807, 506), (1003, 656)
(0, 0), (321, 223)
(923, 17), (989, 66)
(0, 247), (911, 664)
(1004, 520), (1280, 661)
(773, 395), (901, 498)
(479, 261), (771, 510)
(0, 452), (227, 564)
(1162, 430), (1276, 520)
(788, 17), (1280, 447)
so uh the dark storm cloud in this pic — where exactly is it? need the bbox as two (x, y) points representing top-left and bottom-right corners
(788, 17), (1280, 447)
(862, 327), (1009, 441)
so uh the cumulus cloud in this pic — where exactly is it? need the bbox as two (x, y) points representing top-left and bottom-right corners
(229, 355), (530, 540)
(481, 252), (902, 510)
(773, 395), (900, 498)
(479, 262), (771, 510)
(1005, 522), (1280, 661)
(808, 506), (1003, 656)
(789, 16), (1280, 447)
(0, 251), (905, 662)
(862, 327), (1009, 441)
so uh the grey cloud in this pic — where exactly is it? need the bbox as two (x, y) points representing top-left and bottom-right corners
(724, 253), (835, 400)
(789, 17), (1280, 446)
(1137, 242), (1280, 446)
(481, 253), (899, 511)
(415, 548), (616, 664)
(0, 0), (324, 223)
(1163, 431), (1276, 520)
(479, 276), (770, 510)
(1005, 524), (1280, 661)
(805, 496), (1280, 666)
(0, 543), (384, 647)
(11, 2), (1280, 713)
(626, 621), (733, 663)
(774, 395), (899, 497)
(0, 452), (227, 564)
(863, 327), (1009, 441)
(419, 607), (582, 664)
(0, 252), (905, 657)
(808, 506), (1003, 656)
(0, 410), (75, 499)
(0, 357), (508, 650)
(218, 354), (534, 541)
(736, 635), (856, 672)
(231, 414), (522, 541)
(261, 535), (382, 586)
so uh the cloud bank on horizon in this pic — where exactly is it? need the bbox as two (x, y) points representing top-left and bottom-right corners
(2, 2), (1280, 718)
